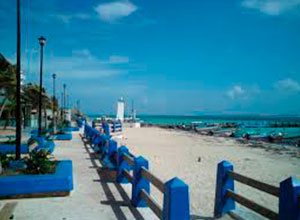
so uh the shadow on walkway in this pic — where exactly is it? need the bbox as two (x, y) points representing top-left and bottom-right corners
(190, 215), (215, 220)
(80, 135), (145, 220)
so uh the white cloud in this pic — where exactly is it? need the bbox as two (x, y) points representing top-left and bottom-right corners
(46, 50), (127, 79)
(241, 0), (300, 15)
(227, 85), (246, 99)
(109, 55), (129, 64)
(274, 78), (300, 92)
(53, 13), (91, 24)
(94, 1), (138, 22)
(72, 49), (93, 58)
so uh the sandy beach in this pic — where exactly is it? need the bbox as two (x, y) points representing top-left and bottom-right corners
(117, 125), (300, 219)
(0, 125), (299, 219)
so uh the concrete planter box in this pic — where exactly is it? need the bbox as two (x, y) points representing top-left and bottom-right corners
(55, 133), (72, 140)
(0, 137), (56, 155)
(0, 144), (29, 154)
(0, 160), (73, 198)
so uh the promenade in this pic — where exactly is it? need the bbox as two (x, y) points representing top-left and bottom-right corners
(1, 125), (297, 219)
(0, 131), (156, 219)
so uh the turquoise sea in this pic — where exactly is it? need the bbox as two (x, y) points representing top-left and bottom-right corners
(88, 114), (300, 139)
(137, 115), (300, 126)
(89, 114), (300, 126)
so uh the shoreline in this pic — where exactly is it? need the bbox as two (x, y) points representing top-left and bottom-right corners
(140, 122), (300, 158)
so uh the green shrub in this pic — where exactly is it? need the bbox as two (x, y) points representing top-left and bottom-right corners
(0, 154), (15, 169)
(24, 150), (57, 174)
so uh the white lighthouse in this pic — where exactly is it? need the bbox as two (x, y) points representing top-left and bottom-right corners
(116, 97), (125, 122)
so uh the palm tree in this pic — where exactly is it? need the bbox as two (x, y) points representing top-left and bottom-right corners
(1, 53), (55, 129)
(0, 53), (16, 120)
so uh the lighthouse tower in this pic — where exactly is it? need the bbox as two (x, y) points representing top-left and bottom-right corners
(116, 97), (125, 122)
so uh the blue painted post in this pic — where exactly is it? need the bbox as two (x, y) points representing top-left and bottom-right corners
(83, 125), (86, 137)
(132, 156), (150, 207)
(279, 176), (300, 220)
(163, 177), (190, 220)
(91, 133), (102, 152)
(214, 160), (235, 218)
(84, 125), (90, 138)
(112, 122), (116, 133)
(90, 128), (98, 141)
(91, 133), (99, 145)
(102, 140), (118, 169)
(102, 122), (110, 136)
(117, 146), (132, 183)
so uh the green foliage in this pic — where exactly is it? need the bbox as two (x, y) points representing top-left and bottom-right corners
(0, 150), (57, 175)
(24, 150), (57, 174)
(0, 154), (15, 169)
(56, 120), (70, 130)
(0, 140), (16, 145)
(0, 53), (16, 94)
(0, 53), (57, 124)
(22, 83), (52, 109)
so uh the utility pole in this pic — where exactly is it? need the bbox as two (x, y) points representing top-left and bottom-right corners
(15, 0), (22, 159)
(52, 73), (56, 133)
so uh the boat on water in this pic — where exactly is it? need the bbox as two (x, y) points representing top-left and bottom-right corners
(188, 120), (300, 145)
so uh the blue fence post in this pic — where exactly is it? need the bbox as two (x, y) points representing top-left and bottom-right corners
(91, 133), (102, 152)
(84, 124), (88, 137)
(214, 160), (235, 218)
(102, 140), (118, 169)
(102, 122), (110, 136)
(279, 176), (300, 220)
(163, 177), (190, 220)
(132, 156), (150, 207)
(91, 133), (99, 146)
(112, 122), (116, 133)
(117, 146), (132, 183)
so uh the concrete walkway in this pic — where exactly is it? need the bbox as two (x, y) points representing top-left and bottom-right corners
(0, 131), (156, 220)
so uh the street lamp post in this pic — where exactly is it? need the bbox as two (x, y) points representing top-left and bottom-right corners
(15, 0), (22, 160)
(38, 36), (46, 137)
(52, 73), (56, 134)
(60, 92), (63, 120)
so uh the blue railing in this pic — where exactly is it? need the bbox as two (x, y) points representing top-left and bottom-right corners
(81, 119), (300, 220)
(84, 123), (190, 220)
(111, 121), (122, 133)
(214, 160), (300, 220)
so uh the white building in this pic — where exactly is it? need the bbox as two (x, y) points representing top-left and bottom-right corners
(116, 97), (125, 122)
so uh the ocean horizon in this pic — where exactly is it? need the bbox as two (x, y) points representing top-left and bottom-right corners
(88, 114), (300, 126)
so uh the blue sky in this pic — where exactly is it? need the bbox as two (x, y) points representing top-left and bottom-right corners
(1, 0), (300, 115)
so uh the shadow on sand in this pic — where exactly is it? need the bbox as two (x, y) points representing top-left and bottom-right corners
(81, 135), (145, 220)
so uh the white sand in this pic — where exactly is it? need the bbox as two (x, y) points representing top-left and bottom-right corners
(118, 126), (300, 219)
